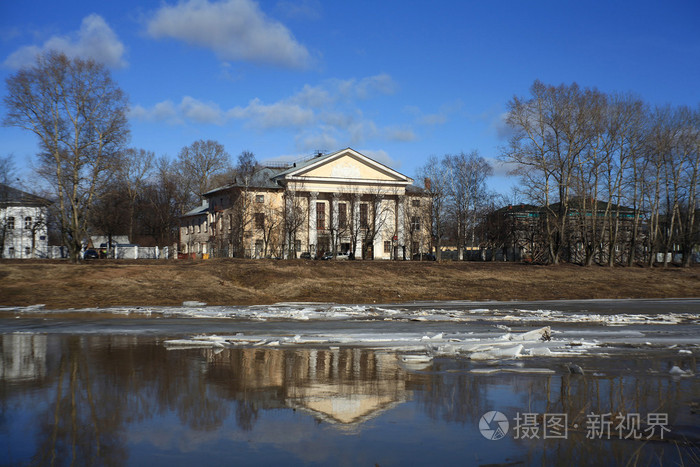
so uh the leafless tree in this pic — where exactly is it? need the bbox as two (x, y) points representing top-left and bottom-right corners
(282, 185), (307, 259)
(3, 51), (129, 262)
(417, 155), (449, 260)
(175, 139), (231, 211)
(443, 151), (493, 259)
(360, 186), (397, 260)
(118, 148), (155, 242)
(258, 197), (283, 258)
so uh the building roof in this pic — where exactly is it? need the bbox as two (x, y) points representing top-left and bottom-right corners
(182, 199), (209, 217)
(272, 148), (413, 186)
(204, 166), (285, 196)
(405, 184), (428, 196)
(0, 184), (51, 207)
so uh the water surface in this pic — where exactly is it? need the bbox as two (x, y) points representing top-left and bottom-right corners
(1, 300), (698, 466)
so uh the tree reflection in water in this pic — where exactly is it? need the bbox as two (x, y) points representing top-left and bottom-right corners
(0, 334), (697, 465)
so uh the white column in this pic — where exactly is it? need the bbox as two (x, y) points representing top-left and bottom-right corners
(353, 194), (361, 258)
(308, 192), (318, 256)
(397, 195), (406, 260)
(331, 193), (338, 253)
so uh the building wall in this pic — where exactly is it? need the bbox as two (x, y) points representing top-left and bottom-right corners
(179, 150), (431, 260)
(179, 187), (431, 260)
(1, 205), (49, 259)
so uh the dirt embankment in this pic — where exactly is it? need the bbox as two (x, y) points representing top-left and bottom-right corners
(0, 259), (698, 309)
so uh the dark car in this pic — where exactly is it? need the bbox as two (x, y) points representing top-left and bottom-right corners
(299, 252), (312, 259)
(412, 252), (436, 261)
(84, 249), (99, 259)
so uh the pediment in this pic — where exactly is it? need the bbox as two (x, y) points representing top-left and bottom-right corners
(280, 148), (412, 185)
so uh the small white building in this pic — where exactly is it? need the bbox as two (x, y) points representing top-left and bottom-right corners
(0, 184), (51, 259)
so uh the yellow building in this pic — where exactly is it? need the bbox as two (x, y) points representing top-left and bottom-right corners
(179, 148), (432, 259)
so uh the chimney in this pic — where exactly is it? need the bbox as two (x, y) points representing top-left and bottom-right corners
(424, 178), (431, 191)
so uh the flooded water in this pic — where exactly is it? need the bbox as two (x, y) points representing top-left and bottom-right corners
(1, 300), (698, 466)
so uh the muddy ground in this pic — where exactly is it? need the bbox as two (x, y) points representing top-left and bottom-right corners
(0, 259), (698, 309)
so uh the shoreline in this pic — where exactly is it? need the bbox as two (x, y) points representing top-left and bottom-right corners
(1, 259), (699, 310)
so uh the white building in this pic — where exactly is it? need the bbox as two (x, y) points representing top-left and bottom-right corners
(180, 148), (432, 260)
(0, 184), (51, 259)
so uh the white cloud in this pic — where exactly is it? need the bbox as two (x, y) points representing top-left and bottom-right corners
(360, 149), (402, 169)
(406, 100), (462, 127)
(180, 96), (225, 124)
(295, 131), (338, 152)
(130, 97), (227, 125)
(129, 100), (181, 124)
(4, 14), (127, 69)
(275, 0), (322, 20)
(336, 73), (397, 100)
(228, 98), (314, 128)
(485, 156), (518, 177)
(130, 72), (415, 152)
(492, 112), (516, 140)
(291, 84), (333, 108)
(146, 0), (311, 69)
(384, 126), (416, 142)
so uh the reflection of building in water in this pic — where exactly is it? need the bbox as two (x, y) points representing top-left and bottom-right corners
(0, 334), (47, 381)
(205, 347), (421, 428)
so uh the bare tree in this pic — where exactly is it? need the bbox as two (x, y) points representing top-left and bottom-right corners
(360, 187), (397, 260)
(282, 185), (307, 259)
(175, 139), (231, 210)
(3, 51), (129, 262)
(417, 155), (449, 260)
(118, 148), (155, 241)
(257, 197), (283, 258)
(443, 151), (493, 259)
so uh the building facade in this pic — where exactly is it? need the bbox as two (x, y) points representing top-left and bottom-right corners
(0, 184), (51, 259)
(180, 148), (432, 259)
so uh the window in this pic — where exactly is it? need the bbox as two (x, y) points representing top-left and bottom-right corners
(384, 241), (391, 253)
(338, 203), (347, 229)
(317, 202), (325, 230)
(412, 199), (420, 207)
(25, 216), (32, 229)
(359, 204), (368, 228)
(25, 247), (31, 256)
(255, 239), (263, 256)
(294, 240), (301, 252)
(7, 217), (14, 230)
(256, 194), (264, 203)
(412, 242), (419, 254)
(411, 216), (421, 231)
(228, 214), (233, 231)
(255, 212), (265, 229)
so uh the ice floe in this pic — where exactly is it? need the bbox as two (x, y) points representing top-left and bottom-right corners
(162, 326), (617, 364)
(5, 300), (699, 326)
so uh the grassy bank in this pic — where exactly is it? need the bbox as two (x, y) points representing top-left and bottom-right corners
(1, 259), (698, 309)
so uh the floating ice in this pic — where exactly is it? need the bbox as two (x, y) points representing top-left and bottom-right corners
(470, 344), (523, 360)
(669, 366), (687, 376)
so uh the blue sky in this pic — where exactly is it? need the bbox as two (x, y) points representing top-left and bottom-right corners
(2, 0), (699, 194)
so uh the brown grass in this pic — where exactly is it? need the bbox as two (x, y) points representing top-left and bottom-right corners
(0, 259), (698, 309)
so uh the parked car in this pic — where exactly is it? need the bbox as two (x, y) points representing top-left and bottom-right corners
(321, 252), (350, 260)
(412, 253), (436, 261)
(83, 249), (99, 259)
(299, 252), (312, 259)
